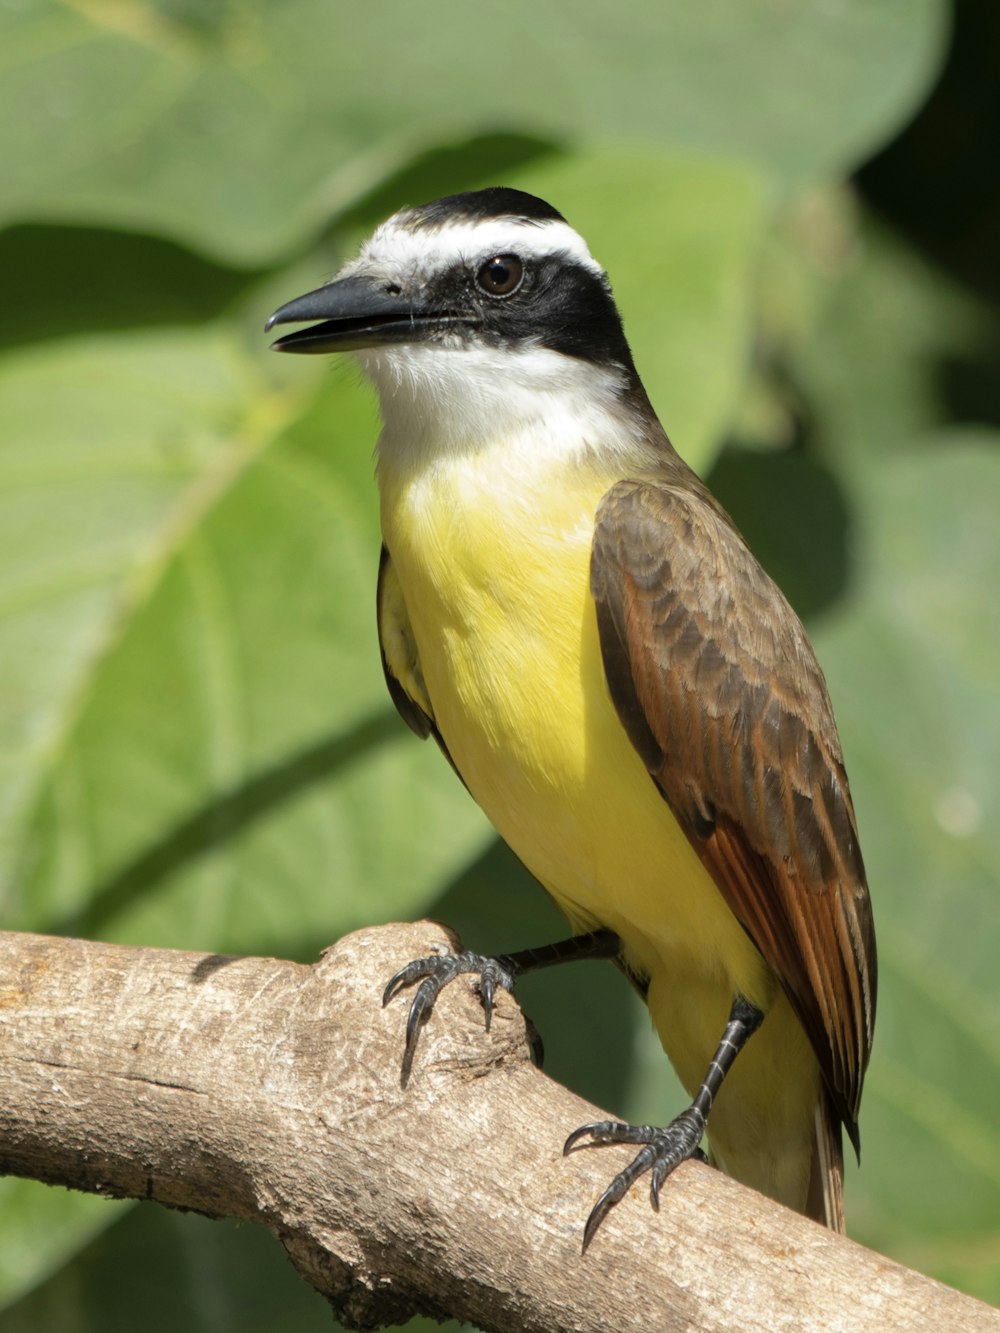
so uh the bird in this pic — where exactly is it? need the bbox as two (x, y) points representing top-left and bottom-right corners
(266, 186), (876, 1245)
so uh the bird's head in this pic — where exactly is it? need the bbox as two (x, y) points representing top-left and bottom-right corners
(267, 188), (663, 461)
(272, 188), (644, 380)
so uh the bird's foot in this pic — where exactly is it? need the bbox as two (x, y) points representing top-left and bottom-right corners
(564, 1107), (708, 1250)
(383, 948), (538, 1082)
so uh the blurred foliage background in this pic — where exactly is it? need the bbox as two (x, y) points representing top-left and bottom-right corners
(1, 0), (998, 1326)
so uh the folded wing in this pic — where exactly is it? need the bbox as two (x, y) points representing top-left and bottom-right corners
(590, 477), (876, 1147)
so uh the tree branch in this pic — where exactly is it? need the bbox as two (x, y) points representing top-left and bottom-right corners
(0, 924), (994, 1332)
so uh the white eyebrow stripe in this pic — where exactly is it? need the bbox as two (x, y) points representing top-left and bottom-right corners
(355, 216), (605, 278)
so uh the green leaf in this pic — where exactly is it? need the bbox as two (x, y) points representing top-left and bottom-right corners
(0, 1183), (126, 1314)
(0, 330), (261, 883)
(813, 436), (1000, 1304)
(0, 224), (257, 354)
(1, 0), (945, 263)
(791, 218), (995, 466)
(0, 1206), (333, 1332)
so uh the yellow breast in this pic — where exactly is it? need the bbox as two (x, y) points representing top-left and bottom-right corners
(378, 442), (767, 1017)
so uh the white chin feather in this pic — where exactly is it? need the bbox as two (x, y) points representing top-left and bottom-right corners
(359, 340), (652, 472)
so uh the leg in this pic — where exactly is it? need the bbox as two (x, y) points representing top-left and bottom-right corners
(383, 929), (620, 1082)
(564, 994), (764, 1249)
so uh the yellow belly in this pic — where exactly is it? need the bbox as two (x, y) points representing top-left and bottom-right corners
(379, 445), (819, 1207)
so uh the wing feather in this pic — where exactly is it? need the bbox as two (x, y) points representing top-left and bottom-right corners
(377, 544), (464, 779)
(591, 478), (876, 1144)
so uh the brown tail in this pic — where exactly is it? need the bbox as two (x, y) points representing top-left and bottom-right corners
(806, 1089), (845, 1231)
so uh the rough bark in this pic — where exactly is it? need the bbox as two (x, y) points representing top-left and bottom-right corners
(0, 923), (994, 1332)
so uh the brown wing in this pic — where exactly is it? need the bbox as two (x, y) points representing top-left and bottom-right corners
(591, 478), (876, 1148)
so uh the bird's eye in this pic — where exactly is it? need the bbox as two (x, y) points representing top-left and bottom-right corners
(476, 254), (524, 297)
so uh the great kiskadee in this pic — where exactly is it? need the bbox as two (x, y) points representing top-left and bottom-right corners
(267, 187), (876, 1243)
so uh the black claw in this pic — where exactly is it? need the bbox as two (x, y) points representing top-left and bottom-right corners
(566, 1107), (708, 1248)
(381, 970), (405, 1007)
(382, 956), (440, 1008)
(564, 1121), (601, 1154)
(564, 1120), (654, 1154)
(650, 1157), (666, 1210)
(384, 932), (617, 1080)
(480, 970), (495, 1030)
(404, 980), (432, 1047)
(582, 1182), (620, 1253)
(381, 949), (520, 1078)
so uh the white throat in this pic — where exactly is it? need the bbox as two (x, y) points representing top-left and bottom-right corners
(358, 340), (659, 480)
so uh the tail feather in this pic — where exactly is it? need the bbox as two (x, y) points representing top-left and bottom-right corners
(806, 1090), (845, 1232)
